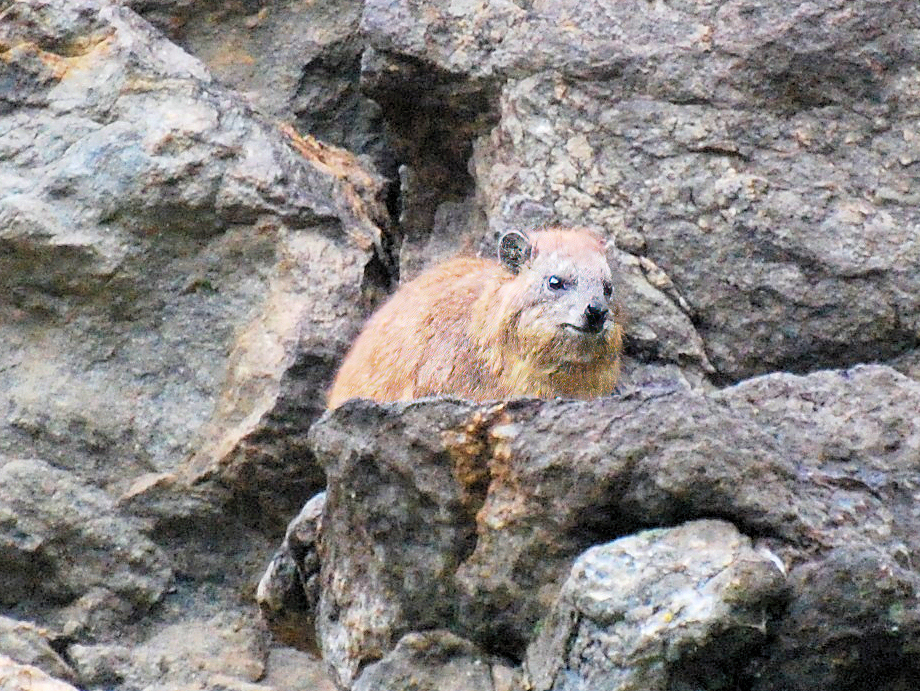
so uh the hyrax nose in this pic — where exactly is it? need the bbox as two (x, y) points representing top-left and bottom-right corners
(584, 302), (609, 331)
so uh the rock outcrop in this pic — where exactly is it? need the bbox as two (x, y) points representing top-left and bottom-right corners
(260, 365), (920, 689)
(2, 0), (385, 688)
(2, 0), (919, 689)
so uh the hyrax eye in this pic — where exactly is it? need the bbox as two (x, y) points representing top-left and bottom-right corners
(603, 280), (613, 298)
(547, 276), (565, 290)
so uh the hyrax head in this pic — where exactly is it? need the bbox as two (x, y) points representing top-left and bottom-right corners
(498, 228), (619, 360)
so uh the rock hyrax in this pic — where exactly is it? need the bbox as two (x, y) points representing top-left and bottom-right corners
(327, 228), (623, 407)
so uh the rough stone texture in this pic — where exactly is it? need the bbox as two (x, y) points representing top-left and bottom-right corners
(0, 0), (389, 522)
(0, 617), (74, 684)
(0, 1), (376, 690)
(0, 458), (172, 632)
(308, 365), (920, 690)
(360, 0), (920, 382)
(130, 0), (386, 168)
(361, 0), (918, 105)
(257, 492), (325, 651)
(352, 630), (517, 691)
(719, 365), (920, 690)
(611, 248), (714, 377)
(5, 0), (920, 689)
(260, 647), (338, 691)
(0, 655), (81, 691)
(67, 612), (266, 690)
(524, 520), (787, 691)
(310, 400), (488, 684)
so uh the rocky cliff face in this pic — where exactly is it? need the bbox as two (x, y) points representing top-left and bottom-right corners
(1, 0), (919, 690)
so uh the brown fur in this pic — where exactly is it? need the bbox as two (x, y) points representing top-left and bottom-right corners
(327, 228), (623, 407)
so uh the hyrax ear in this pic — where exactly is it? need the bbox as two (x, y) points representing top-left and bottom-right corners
(498, 230), (532, 274)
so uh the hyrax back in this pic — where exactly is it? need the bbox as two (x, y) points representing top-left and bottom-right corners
(326, 228), (623, 407)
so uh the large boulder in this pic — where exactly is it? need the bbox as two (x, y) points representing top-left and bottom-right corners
(0, 1), (382, 690)
(0, 0), (390, 526)
(298, 365), (920, 689)
(525, 520), (787, 691)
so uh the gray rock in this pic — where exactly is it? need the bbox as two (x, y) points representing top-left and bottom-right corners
(353, 630), (517, 691)
(719, 365), (920, 690)
(0, 457), (172, 628)
(66, 643), (132, 688)
(257, 492), (326, 651)
(0, 617), (74, 684)
(362, 0), (916, 97)
(68, 611), (267, 691)
(0, 0), (391, 526)
(0, 2), (389, 689)
(130, 0), (386, 167)
(524, 520), (787, 691)
(179, 203), (388, 527)
(0, 655), (81, 691)
(310, 399), (487, 684)
(611, 249), (714, 376)
(452, 388), (787, 656)
(891, 349), (920, 382)
(307, 364), (920, 690)
(260, 646), (338, 691)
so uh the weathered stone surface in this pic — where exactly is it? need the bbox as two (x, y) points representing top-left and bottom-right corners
(525, 520), (787, 691)
(0, 617), (74, 684)
(612, 248), (714, 377)
(131, 0), (385, 167)
(180, 181), (388, 526)
(67, 611), (267, 690)
(362, 0), (915, 94)
(892, 349), (920, 382)
(257, 492), (326, 651)
(452, 393), (791, 656)
(65, 643), (132, 688)
(719, 365), (920, 690)
(0, 457), (172, 628)
(310, 399), (489, 684)
(353, 630), (517, 691)
(260, 646), (338, 691)
(0, 1), (387, 690)
(0, 655), (81, 691)
(307, 365), (920, 690)
(357, 46), (497, 281)
(358, 0), (920, 382)
(0, 0), (389, 523)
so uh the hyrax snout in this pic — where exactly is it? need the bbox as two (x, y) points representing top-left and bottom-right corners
(326, 227), (623, 407)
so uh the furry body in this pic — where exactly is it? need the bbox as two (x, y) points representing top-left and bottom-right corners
(327, 229), (623, 407)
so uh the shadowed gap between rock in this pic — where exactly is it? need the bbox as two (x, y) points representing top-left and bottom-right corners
(359, 49), (501, 270)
